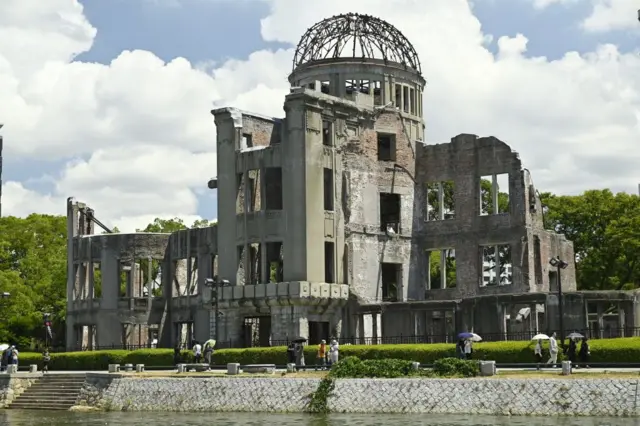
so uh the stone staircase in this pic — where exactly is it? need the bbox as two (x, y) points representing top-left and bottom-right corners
(8, 374), (86, 410)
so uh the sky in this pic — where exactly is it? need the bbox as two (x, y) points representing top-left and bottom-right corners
(0, 0), (638, 232)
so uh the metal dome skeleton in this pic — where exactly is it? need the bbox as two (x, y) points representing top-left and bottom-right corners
(292, 13), (422, 74)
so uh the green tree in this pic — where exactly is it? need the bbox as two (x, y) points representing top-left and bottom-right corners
(541, 189), (640, 291)
(0, 214), (67, 348)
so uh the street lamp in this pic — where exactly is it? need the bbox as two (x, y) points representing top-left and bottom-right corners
(204, 276), (230, 343)
(0, 293), (9, 298)
(43, 313), (52, 349)
(549, 256), (569, 347)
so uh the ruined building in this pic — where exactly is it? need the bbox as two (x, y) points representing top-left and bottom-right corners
(66, 14), (640, 350)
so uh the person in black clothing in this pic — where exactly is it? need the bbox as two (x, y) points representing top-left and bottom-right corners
(286, 342), (296, 364)
(173, 343), (182, 367)
(457, 340), (465, 359)
(579, 337), (590, 368)
(42, 350), (50, 374)
(567, 338), (577, 365)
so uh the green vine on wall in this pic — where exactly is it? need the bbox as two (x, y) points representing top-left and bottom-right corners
(307, 377), (335, 414)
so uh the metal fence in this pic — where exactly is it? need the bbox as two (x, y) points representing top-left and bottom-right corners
(49, 326), (639, 352)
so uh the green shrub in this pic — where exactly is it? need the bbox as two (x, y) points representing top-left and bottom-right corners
(432, 358), (479, 378)
(329, 356), (424, 378)
(12, 337), (640, 370)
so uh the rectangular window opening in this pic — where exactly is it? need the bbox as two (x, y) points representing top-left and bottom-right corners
(409, 88), (416, 115)
(249, 243), (260, 285)
(427, 249), (456, 290)
(247, 169), (261, 212)
(426, 181), (455, 221)
(380, 193), (401, 234)
(324, 241), (335, 284)
(480, 173), (511, 215)
(237, 245), (246, 285)
(322, 120), (332, 146)
(323, 168), (334, 211)
(534, 236), (543, 285)
(236, 172), (244, 215)
(266, 242), (283, 283)
(265, 167), (283, 210)
(381, 263), (400, 302)
(359, 79), (371, 95)
(320, 81), (330, 94)
(480, 244), (512, 287)
(241, 133), (253, 150)
(377, 132), (396, 161)
(373, 80), (382, 106)
(395, 84), (402, 108)
(403, 86), (409, 113)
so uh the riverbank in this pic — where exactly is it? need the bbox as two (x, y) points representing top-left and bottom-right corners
(70, 373), (639, 416)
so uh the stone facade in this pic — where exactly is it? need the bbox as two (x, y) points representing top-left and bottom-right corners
(77, 376), (640, 416)
(0, 374), (40, 407)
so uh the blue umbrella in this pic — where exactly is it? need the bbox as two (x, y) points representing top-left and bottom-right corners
(458, 332), (482, 341)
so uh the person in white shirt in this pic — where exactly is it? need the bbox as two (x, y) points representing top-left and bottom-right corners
(464, 340), (473, 359)
(193, 341), (202, 363)
(534, 339), (543, 369)
(547, 333), (558, 365)
(328, 340), (339, 366)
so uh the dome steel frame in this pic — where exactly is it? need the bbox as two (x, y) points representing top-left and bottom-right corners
(292, 13), (421, 74)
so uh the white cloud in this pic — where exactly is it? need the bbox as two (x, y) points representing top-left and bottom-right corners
(2, 0), (640, 232)
(582, 0), (638, 32)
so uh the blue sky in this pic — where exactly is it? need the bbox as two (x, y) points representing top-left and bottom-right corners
(5, 0), (640, 225)
(65, 0), (634, 221)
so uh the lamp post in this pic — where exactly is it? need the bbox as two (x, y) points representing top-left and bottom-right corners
(204, 276), (230, 343)
(549, 256), (569, 347)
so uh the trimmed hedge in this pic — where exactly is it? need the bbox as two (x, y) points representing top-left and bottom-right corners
(15, 337), (640, 370)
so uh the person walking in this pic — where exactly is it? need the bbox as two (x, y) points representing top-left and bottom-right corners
(294, 342), (305, 370)
(579, 337), (590, 368)
(547, 333), (559, 365)
(193, 341), (202, 363)
(328, 340), (339, 366)
(534, 339), (543, 369)
(173, 342), (182, 367)
(316, 340), (327, 371)
(457, 339), (465, 359)
(42, 350), (50, 374)
(203, 342), (213, 368)
(567, 338), (577, 366)
(286, 342), (296, 365)
(464, 339), (473, 360)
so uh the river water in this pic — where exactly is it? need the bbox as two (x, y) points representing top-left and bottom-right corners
(0, 411), (634, 426)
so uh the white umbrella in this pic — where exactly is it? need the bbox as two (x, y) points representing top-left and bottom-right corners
(0, 344), (9, 351)
(470, 333), (482, 342)
(532, 334), (550, 340)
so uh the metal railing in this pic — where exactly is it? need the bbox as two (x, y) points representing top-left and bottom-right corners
(48, 326), (640, 353)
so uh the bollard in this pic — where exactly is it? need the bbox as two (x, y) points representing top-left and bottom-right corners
(561, 361), (572, 375)
(7, 365), (17, 374)
(411, 362), (420, 371)
(227, 363), (240, 375)
(177, 364), (186, 373)
(108, 364), (120, 373)
(29, 365), (37, 373)
(135, 364), (145, 373)
(124, 364), (133, 372)
(479, 361), (496, 376)
(286, 363), (296, 373)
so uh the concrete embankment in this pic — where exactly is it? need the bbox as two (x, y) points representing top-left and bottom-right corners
(66, 373), (639, 416)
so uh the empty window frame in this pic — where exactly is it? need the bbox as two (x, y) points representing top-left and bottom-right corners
(373, 80), (382, 106)
(377, 132), (396, 161)
(323, 168), (334, 211)
(359, 80), (371, 95)
(264, 167), (283, 210)
(403, 86), (409, 113)
(241, 133), (253, 150)
(426, 181), (455, 221)
(380, 193), (401, 233)
(320, 81), (330, 94)
(395, 84), (402, 108)
(381, 263), (401, 301)
(324, 241), (335, 284)
(426, 249), (456, 290)
(479, 173), (510, 215)
(322, 120), (333, 146)
(480, 245), (512, 286)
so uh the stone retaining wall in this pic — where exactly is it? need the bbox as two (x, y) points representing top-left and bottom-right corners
(79, 376), (640, 416)
(0, 374), (40, 407)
